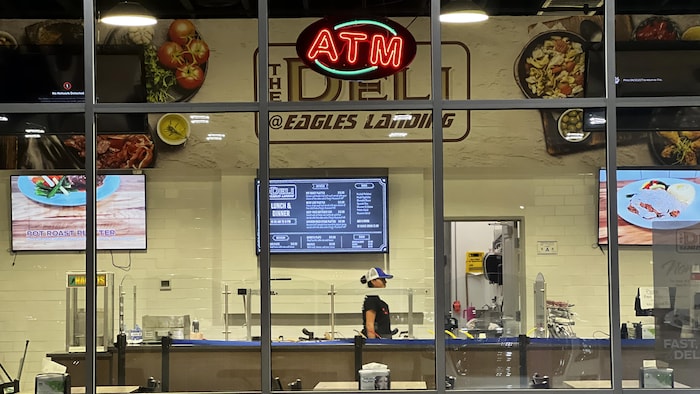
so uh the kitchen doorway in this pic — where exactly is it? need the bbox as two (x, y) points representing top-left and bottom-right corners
(444, 219), (524, 335)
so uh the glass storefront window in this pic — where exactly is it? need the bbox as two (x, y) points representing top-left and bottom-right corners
(442, 109), (609, 389)
(94, 2), (258, 103)
(268, 109), (436, 389)
(5, 1), (700, 393)
(0, 111), (261, 392)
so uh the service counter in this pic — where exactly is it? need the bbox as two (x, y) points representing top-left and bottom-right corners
(48, 338), (668, 391)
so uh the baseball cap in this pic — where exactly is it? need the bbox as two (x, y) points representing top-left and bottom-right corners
(366, 267), (393, 281)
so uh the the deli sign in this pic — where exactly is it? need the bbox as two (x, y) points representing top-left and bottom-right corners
(296, 17), (417, 80)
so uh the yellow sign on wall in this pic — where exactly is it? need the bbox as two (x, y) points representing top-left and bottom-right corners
(67, 273), (108, 288)
(466, 251), (484, 274)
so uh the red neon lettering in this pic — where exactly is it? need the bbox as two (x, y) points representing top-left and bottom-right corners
(338, 31), (368, 64)
(307, 29), (339, 62)
(369, 35), (404, 68)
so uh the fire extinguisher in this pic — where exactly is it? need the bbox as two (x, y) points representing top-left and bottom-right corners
(452, 300), (461, 313)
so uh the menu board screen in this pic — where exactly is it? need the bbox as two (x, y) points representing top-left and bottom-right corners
(10, 174), (147, 251)
(257, 177), (389, 254)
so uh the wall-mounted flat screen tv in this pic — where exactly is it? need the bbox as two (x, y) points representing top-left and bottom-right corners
(584, 41), (700, 131)
(10, 174), (147, 251)
(0, 45), (145, 103)
(598, 168), (700, 246)
(256, 177), (389, 254)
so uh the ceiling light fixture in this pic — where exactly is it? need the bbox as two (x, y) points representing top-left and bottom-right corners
(440, 0), (489, 23)
(101, 1), (156, 26)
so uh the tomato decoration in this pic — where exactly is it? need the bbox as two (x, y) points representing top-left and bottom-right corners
(157, 41), (186, 69)
(168, 19), (197, 45)
(176, 64), (205, 90)
(152, 19), (211, 92)
(184, 39), (210, 65)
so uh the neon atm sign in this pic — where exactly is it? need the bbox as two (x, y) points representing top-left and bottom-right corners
(296, 17), (417, 80)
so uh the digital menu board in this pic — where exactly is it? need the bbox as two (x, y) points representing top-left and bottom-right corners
(256, 177), (389, 254)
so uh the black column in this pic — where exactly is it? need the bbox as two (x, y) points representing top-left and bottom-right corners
(161, 336), (172, 392)
(116, 333), (127, 385)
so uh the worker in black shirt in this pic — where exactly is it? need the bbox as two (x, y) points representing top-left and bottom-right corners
(360, 267), (393, 339)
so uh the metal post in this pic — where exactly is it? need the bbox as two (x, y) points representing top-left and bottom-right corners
(245, 288), (252, 341)
(222, 284), (231, 341)
(65, 288), (72, 352)
(104, 278), (111, 348)
(408, 289), (414, 338)
(329, 284), (336, 340)
(132, 285), (137, 329)
(118, 285), (125, 335)
(533, 273), (547, 338)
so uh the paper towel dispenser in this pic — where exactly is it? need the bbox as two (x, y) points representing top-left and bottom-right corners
(483, 253), (503, 285)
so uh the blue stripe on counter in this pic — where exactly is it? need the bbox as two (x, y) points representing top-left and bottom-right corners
(171, 338), (654, 346)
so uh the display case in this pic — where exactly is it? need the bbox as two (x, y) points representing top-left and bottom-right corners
(65, 272), (115, 352)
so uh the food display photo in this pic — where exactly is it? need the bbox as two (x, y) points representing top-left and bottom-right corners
(515, 30), (586, 100)
(632, 16), (681, 41)
(105, 19), (209, 102)
(598, 169), (700, 246)
(11, 133), (156, 170)
(63, 134), (156, 169)
(650, 131), (700, 165)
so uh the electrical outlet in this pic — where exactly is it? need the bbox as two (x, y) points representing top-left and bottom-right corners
(537, 241), (558, 255)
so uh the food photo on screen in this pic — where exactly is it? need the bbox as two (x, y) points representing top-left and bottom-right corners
(598, 169), (700, 246)
(10, 174), (147, 251)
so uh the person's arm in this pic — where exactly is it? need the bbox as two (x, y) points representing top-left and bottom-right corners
(365, 309), (380, 338)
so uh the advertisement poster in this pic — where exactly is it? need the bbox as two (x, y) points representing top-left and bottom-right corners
(653, 226), (700, 385)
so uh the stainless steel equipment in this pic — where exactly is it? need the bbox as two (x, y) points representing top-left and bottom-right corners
(65, 272), (114, 352)
(533, 272), (547, 338)
(142, 315), (191, 342)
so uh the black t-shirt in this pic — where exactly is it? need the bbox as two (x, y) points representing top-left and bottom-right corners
(362, 295), (391, 338)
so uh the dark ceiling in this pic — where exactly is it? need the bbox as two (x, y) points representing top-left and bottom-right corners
(1, 0), (700, 19)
